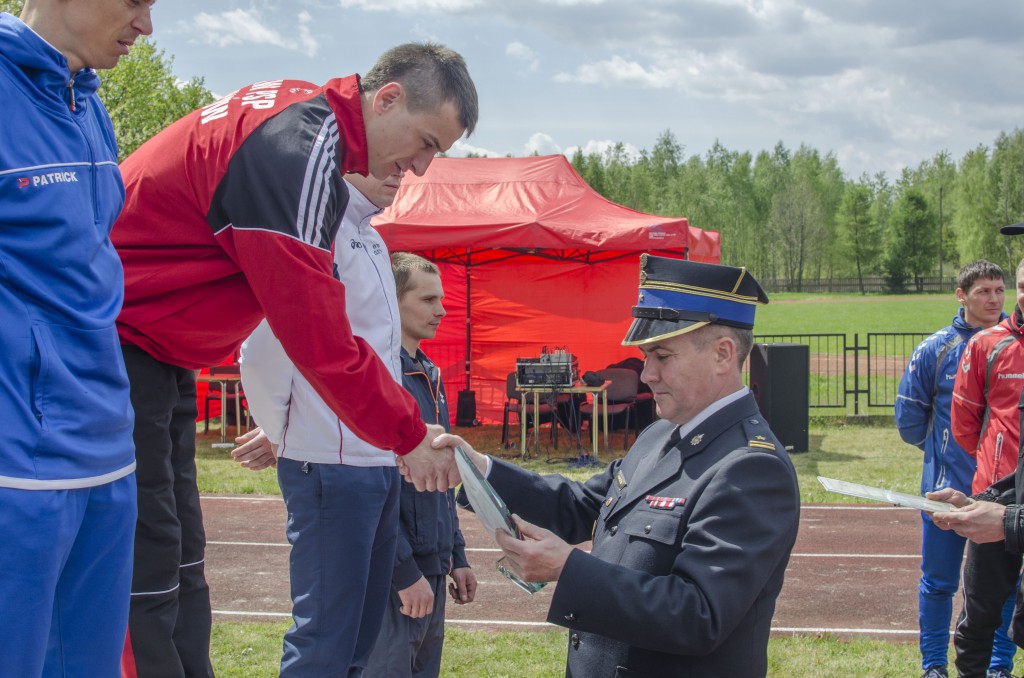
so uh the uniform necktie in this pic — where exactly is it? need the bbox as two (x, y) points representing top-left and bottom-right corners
(659, 426), (682, 460)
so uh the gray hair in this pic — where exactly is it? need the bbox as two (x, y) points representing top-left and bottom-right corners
(691, 324), (754, 369)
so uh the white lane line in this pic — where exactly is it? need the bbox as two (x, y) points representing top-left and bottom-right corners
(208, 541), (915, 559)
(208, 541), (504, 553)
(772, 627), (916, 635)
(211, 614), (557, 630)
(800, 505), (920, 511)
(200, 495), (925, 511)
(444, 619), (555, 628)
(215, 610), (292, 618)
(210, 610), (918, 635)
(791, 553), (918, 559)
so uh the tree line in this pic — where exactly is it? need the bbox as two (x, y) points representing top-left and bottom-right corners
(567, 130), (1024, 293)
(5, 0), (1022, 291)
(1, 0), (213, 161)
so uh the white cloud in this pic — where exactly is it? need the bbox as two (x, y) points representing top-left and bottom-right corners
(338, 0), (483, 11)
(449, 138), (504, 157)
(155, 1), (1024, 181)
(191, 9), (319, 58)
(540, 0), (608, 5)
(524, 133), (561, 156)
(555, 55), (679, 89)
(506, 42), (540, 72)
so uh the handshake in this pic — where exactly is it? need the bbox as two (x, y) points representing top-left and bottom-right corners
(231, 423), (486, 493)
(395, 425), (488, 492)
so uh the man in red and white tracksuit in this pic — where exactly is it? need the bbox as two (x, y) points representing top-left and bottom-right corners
(111, 44), (478, 676)
(951, 259), (1024, 678)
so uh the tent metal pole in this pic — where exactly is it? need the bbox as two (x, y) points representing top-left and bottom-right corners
(465, 252), (472, 391)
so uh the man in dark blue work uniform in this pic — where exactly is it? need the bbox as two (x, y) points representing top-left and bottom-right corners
(364, 252), (477, 677)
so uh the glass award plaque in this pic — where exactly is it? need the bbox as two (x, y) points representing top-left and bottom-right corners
(454, 446), (548, 594)
(817, 476), (955, 513)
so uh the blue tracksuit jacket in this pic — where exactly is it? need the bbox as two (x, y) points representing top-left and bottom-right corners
(0, 13), (134, 488)
(896, 309), (1003, 495)
(392, 347), (469, 589)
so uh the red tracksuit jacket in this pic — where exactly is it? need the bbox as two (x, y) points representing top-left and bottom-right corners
(952, 310), (1024, 494)
(111, 76), (425, 455)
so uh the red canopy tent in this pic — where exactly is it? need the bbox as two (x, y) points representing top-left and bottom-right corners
(373, 155), (720, 425)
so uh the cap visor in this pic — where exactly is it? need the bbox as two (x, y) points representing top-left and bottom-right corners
(621, 317), (707, 346)
(1001, 222), (1024, 235)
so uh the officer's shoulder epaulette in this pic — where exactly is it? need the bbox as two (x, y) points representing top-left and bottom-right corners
(741, 416), (777, 451)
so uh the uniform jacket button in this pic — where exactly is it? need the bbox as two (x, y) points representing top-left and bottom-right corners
(608, 525), (618, 535)
(571, 633), (580, 649)
(643, 524), (652, 534)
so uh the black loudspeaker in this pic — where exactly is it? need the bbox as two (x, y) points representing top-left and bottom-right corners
(748, 343), (809, 453)
(455, 390), (478, 427)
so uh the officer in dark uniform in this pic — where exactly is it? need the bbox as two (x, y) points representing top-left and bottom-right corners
(444, 255), (801, 677)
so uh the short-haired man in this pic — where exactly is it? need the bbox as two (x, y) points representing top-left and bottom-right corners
(435, 256), (801, 676)
(364, 253), (477, 677)
(111, 43), (478, 676)
(896, 260), (1014, 678)
(942, 258), (1024, 678)
(933, 224), (1024, 677)
(0, 2), (152, 675)
(241, 170), (412, 675)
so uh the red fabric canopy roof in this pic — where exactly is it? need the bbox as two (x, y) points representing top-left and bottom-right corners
(374, 154), (719, 262)
(373, 155), (720, 430)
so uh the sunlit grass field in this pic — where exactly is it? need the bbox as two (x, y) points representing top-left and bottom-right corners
(199, 291), (1013, 676)
(210, 623), (939, 677)
(757, 290), (1016, 337)
(198, 416), (931, 676)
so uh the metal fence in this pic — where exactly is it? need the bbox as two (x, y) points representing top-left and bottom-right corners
(761, 276), (956, 294)
(433, 332), (931, 419)
(746, 332), (930, 414)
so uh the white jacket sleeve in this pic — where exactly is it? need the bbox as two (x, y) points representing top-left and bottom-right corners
(239, 319), (295, 446)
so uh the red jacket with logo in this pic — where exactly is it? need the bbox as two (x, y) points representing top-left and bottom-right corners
(111, 76), (426, 455)
(952, 311), (1024, 494)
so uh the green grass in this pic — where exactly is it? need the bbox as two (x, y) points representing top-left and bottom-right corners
(202, 420), (940, 674)
(196, 431), (280, 494)
(791, 424), (920, 502)
(198, 421), (921, 504)
(210, 623), (951, 677)
(211, 622), (288, 677)
(201, 290), (1003, 674)
(757, 291), (1016, 337)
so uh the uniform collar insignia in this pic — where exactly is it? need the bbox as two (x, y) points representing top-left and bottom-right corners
(690, 433), (704, 446)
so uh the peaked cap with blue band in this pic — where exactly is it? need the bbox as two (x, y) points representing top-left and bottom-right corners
(622, 254), (769, 346)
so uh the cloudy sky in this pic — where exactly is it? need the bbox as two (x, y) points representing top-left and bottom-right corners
(151, 0), (1024, 179)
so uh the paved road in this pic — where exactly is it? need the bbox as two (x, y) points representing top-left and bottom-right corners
(204, 495), (926, 638)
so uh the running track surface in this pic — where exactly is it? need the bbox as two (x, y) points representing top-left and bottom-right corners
(204, 495), (928, 640)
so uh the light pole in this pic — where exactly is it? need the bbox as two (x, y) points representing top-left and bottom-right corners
(939, 185), (943, 289)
